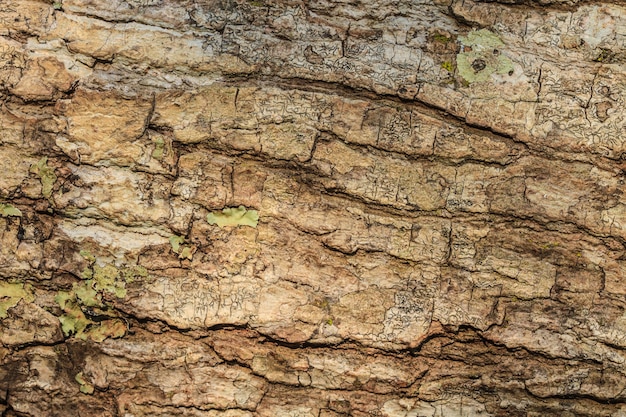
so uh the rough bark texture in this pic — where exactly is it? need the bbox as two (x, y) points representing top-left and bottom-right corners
(1, 0), (626, 416)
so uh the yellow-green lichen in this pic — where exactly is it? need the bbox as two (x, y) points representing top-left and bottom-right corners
(73, 281), (100, 307)
(81, 267), (93, 279)
(55, 286), (127, 342)
(207, 206), (259, 228)
(121, 265), (148, 283)
(152, 137), (165, 160)
(54, 255), (148, 342)
(441, 61), (455, 73)
(169, 235), (184, 253)
(0, 203), (22, 217)
(79, 249), (96, 263)
(86, 262), (147, 297)
(169, 235), (195, 260)
(75, 372), (95, 395)
(594, 48), (615, 63)
(541, 242), (560, 250)
(29, 157), (57, 200)
(461, 29), (506, 49)
(179, 246), (194, 260)
(93, 264), (127, 298)
(433, 33), (452, 43)
(55, 290), (90, 338)
(0, 282), (34, 318)
(456, 29), (514, 84)
(87, 319), (126, 342)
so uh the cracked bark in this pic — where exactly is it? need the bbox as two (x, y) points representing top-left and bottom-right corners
(1, 0), (626, 416)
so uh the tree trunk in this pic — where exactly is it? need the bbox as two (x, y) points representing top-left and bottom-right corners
(1, 0), (625, 416)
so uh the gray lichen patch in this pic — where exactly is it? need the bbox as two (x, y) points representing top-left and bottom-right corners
(456, 29), (514, 84)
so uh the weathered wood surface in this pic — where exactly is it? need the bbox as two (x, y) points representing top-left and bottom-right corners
(1, 0), (626, 415)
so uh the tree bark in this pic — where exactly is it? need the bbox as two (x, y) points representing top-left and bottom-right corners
(1, 0), (626, 416)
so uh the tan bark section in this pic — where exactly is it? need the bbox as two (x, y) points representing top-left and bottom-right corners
(1, 0), (626, 416)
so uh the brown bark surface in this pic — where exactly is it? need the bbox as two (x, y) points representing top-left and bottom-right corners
(1, 0), (626, 416)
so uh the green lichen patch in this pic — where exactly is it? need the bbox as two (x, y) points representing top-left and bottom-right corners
(79, 249), (96, 263)
(75, 372), (95, 395)
(456, 29), (514, 84)
(83, 261), (148, 297)
(594, 48), (616, 63)
(169, 235), (184, 253)
(152, 136), (165, 160)
(87, 319), (126, 342)
(441, 61), (455, 73)
(54, 290), (73, 310)
(0, 203), (22, 217)
(73, 281), (100, 307)
(121, 265), (148, 283)
(207, 206), (259, 228)
(81, 267), (93, 279)
(93, 264), (126, 298)
(0, 282), (34, 318)
(460, 29), (506, 50)
(169, 235), (195, 260)
(55, 291), (91, 338)
(29, 157), (57, 199)
(433, 33), (452, 43)
(179, 246), (195, 260)
(54, 255), (148, 342)
(55, 286), (127, 342)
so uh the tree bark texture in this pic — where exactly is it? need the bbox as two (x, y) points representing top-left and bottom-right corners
(1, 0), (626, 416)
